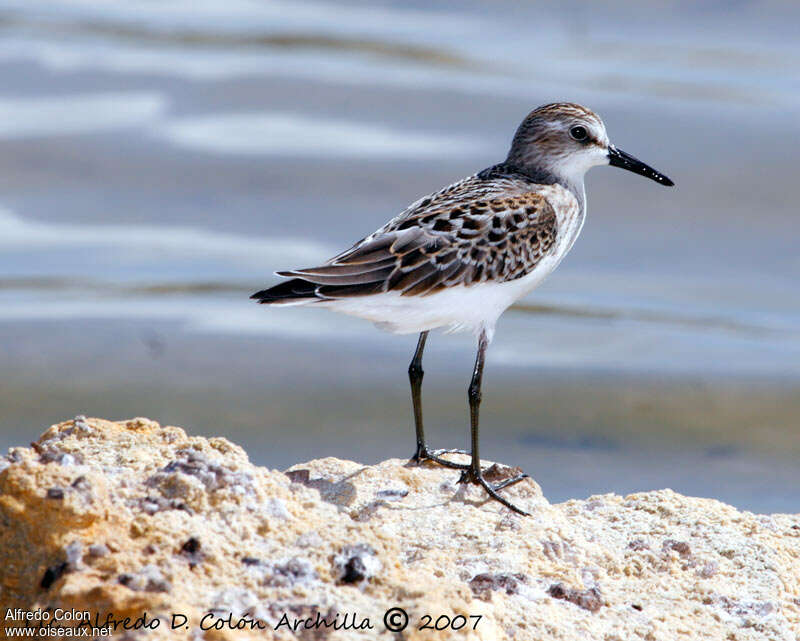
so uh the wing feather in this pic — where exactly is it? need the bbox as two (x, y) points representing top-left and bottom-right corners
(271, 177), (559, 300)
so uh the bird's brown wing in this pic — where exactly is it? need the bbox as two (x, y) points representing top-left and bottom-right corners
(278, 191), (558, 299)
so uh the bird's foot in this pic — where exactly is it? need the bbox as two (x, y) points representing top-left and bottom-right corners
(411, 446), (471, 470)
(458, 464), (530, 516)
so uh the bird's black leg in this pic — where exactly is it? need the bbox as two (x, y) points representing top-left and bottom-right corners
(409, 331), (429, 461)
(408, 332), (469, 470)
(458, 330), (530, 515)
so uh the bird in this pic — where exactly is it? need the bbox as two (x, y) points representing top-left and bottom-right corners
(252, 102), (673, 515)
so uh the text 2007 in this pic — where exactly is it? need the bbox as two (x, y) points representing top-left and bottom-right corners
(419, 614), (482, 631)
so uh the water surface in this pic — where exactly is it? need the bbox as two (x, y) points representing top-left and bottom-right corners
(1, 1), (798, 512)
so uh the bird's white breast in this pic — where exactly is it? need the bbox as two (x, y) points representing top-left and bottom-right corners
(520, 183), (585, 290)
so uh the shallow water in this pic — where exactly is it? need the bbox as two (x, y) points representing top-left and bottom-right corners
(1, 1), (798, 512)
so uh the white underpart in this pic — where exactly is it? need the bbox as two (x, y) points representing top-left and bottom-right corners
(316, 184), (583, 342)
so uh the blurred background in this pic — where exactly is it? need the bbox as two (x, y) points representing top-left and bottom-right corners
(1, 1), (798, 512)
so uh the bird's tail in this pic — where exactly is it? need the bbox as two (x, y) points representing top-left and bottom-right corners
(250, 278), (320, 306)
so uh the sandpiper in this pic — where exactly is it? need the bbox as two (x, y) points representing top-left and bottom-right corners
(252, 103), (673, 515)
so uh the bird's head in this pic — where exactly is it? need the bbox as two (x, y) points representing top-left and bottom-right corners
(506, 102), (673, 188)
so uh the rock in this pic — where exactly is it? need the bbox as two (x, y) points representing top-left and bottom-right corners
(0, 417), (798, 640)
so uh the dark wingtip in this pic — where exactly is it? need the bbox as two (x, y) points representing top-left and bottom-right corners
(250, 277), (319, 304)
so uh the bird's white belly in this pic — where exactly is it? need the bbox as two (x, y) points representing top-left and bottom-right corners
(318, 280), (517, 337)
(317, 259), (552, 338)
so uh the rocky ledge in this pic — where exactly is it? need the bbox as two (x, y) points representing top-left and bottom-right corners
(1, 418), (799, 640)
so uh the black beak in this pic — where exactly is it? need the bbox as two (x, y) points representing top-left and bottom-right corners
(608, 145), (674, 187)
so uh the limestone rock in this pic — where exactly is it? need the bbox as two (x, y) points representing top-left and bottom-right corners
(1, 417), (799, 640)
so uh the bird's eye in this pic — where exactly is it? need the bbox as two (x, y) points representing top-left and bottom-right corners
(569, 125), (588, 141)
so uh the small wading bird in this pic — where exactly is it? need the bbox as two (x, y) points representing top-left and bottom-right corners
(253, 103), (673, 515)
